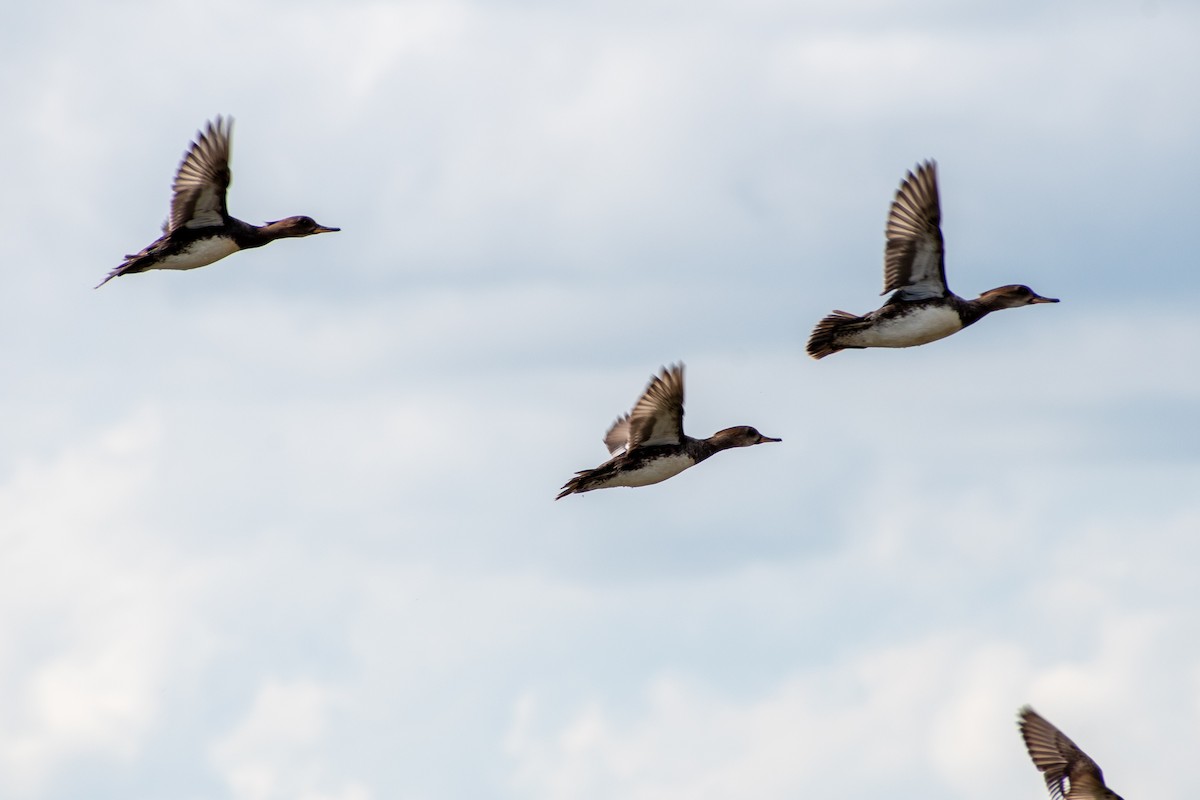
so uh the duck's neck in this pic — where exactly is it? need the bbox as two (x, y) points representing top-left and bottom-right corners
(684, 436), (718, 464)
(955, 294), (1002, 328)
(687, 433), (747, 464)
(229, 219), (293, 250)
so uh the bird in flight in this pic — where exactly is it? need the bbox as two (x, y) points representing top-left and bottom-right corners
(1018, 706), (1125, 800)
(98, 116), (338, 288)
(557, 363), (780, 499)
(806, 161), (1057, 358)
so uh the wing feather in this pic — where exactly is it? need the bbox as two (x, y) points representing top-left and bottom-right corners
(603, 414), (632, 456)
(882, 160), (947, 300)
(1018, 707), (1114, 800)
(169, 117), (233, 231)
(625, 364), (685, 451)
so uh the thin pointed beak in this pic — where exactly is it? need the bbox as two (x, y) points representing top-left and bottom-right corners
(313, 224), (340, 234)
(759, 435), (782, 443)
(1030, 295), (1059, 304)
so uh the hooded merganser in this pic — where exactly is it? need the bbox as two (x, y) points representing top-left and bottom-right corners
(806, 161), (1057, 358)
(556, 363), (780, 499)
(97, 117), (338, 288)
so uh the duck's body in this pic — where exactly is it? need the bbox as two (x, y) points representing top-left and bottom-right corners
(560, 435), (761, 496)
(129, 232), (242, 273)
(806, 161), (1057, 358)
(1018, 706), (1125, 800)
(98, 117), (338, 288)
(812, 300), (964, 351)
(556, 364), (780, 499)
(110, 216), (336, 281)
(565, 446), (697, 493)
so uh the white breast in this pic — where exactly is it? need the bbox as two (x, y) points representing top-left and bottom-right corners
(844, 306), (962, 348)
(604, 454), (695, 489)
(157, 237), (240, 271)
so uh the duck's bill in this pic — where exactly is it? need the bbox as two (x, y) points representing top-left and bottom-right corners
(758, 435), (782, 443)
(1030, 295), (1059, 303)
(314, 224), (341, 233)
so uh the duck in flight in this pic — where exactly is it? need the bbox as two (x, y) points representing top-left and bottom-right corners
(1018, 706), (1125, 800)
(97, 117), (338, 288)
(556, 363), (780, 499)
(806, 161), (1057, 358)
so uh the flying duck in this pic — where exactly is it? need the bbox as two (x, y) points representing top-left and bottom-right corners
(97, 117), (338, 288)
(556, 363), (780, 499)
(806, 161), (1057, 358)
(1018, 706), (1125, 800)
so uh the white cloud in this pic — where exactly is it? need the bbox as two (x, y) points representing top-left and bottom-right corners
(211, 680), (371, 800)
(505, 615), (1200, 799)
(0, 412), (207, 796)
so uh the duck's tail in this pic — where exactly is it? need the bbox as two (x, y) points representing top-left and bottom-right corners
(555, 470), (592, 500)
(805, 310), (861, 359)
(95, 256), (148, 289)
(94, 267), (124, 289)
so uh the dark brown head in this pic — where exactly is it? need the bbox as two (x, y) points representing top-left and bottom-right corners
(708, 426), (782, 450)
(978, 284), (1059, 309)
(264, 215), (341, 238)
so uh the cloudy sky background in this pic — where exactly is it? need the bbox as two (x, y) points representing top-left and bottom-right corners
(2, 0), (1198, 797)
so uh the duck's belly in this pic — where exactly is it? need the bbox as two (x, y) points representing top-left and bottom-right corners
(844, 306), (963, 348)
(603, 454), (695, 488)
(158, 237), (240, 271)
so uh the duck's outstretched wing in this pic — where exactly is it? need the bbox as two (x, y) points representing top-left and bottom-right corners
(603, 414), (632, 456)
(168, 116), (233, 232)
(625, 363), (685, 451)
(1018, 706), (1118, 800)
(882, 160), (947, 300)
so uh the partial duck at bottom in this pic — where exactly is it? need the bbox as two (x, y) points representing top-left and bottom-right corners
(1018, 706), (1125, 800)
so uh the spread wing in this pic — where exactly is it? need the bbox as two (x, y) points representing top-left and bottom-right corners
(882, 160), (947, 300)
(168, 117), (233, 232)
(1018, 707), (1113, 800)
(603, 414), (632, 456)
(624, 363), (685, 451)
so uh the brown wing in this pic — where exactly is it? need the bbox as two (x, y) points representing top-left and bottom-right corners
(603, 414), (632, 456)
(625, 363), (685, 451)
(1018, 707), (1113, 800)
(882, 160), (947, 300)
(168, 117), (233, 232)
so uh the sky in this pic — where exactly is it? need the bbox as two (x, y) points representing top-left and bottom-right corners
(1, 0), (1198, 798)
